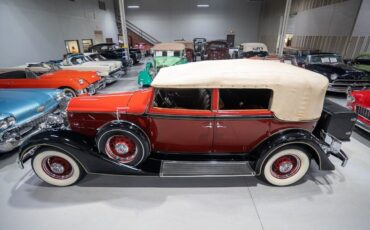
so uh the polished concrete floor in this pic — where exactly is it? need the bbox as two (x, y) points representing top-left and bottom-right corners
(0, 62), (370, 230)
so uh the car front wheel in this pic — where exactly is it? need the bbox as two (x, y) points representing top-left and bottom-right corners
(97, 129), (149, 166)
(61, 87), (77, 97)
(261, 146), (310, 186)
(32, 148), (84, 186)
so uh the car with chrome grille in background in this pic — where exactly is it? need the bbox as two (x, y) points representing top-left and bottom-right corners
(303, 53), (370, 93)
(56, 54), (123, 85)
(18, 60), (355, 187)
(0, 89), (67, 153)
(0, 65), (103, 97)
(204, 40), (230, 60)
(347, 88), (370, 132)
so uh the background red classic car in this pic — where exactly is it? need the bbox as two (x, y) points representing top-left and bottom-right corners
(348, 89), (370, 132)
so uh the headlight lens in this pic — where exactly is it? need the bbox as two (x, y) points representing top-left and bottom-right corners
(78, 79), (84, 85)
(54, 91), (65, 101)
(7, 117), (16, 126)
(149, 68), (155, 76)
(0, 116), (16, 130)
(0, 120), (8, 130)
(330, 73), (338, 80)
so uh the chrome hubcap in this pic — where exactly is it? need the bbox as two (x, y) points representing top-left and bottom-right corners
(115, 143), (129, 154)
(279, 162), (293, 173)
(50, 163), (65, 174)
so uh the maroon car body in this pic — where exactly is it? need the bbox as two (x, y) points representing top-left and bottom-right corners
(204, 40), (230, 60)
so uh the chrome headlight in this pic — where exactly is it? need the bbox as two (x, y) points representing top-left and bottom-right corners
(149, 68), (156, 76)
(330, 73), (338, 80)
(0, 116), (16, 130)
(7, 117), (16, 126)
(96, 71), (102, 76)
(78, 79), (85, 85)
(54, 91), (65, 101)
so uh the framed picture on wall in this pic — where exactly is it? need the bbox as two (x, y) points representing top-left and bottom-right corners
(65, 40), (80, 54)
(82, 39), (93, 52)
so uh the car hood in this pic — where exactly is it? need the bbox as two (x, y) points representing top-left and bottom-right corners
(81, 61), (121, 70)
(0, 89), (61, 125)
(67, 89), (153, 114)
(41, 70), (101, 84)
(352, 90), (370, 107)
(60, 65), (110, 76)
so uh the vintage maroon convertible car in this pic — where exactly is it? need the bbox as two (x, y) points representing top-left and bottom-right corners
(204, 40), (230, 60)
(18, 60), (354, 187)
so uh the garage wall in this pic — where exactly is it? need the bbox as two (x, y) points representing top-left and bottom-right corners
(290, 0), (364, 58)
(125, 0), (262, 46)
(350, 0), (370, 57)
(257, 0), (287, 54)
(0, 0), (118, 67)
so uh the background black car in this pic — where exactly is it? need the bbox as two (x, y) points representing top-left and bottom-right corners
(89, 43), (141, 65)
(283, 47), (320, 67)
(304, 53), (370, 93)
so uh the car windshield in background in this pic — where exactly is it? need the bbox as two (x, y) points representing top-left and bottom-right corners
(209, 43), (226, 49)
(155, 51), (181, 57)
(310, 55), (343, 64)
(70, 57), (85, 65)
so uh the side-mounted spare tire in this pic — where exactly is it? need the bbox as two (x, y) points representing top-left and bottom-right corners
(96, 121), (151, 166)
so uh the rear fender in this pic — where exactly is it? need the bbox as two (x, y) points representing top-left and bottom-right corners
(250, 129), (335, 175)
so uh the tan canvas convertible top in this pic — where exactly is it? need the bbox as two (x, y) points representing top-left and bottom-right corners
(151, 59), (328, 122)
(175, 41), (194, 50)
(241, 43), (268, 53)
(153, 43), (186, 51)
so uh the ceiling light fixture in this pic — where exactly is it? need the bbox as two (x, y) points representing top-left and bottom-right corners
(127, 5), (140, 9)
(197, 4), (210, 8)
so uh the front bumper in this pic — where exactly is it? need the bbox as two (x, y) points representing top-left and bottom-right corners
(355, 119), (370, 133)
(0, 110), (65, 153)
(327, 80), (370, 93)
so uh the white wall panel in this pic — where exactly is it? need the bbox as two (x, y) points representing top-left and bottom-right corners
(0, 0), (118, 67)
(125, 0), (262, 45)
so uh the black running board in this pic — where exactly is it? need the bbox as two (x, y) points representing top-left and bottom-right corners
(160, 161), (256, 177)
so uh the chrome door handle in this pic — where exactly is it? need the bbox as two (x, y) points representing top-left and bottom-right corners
(202, 122), (213, 128)
(216, 122), (226, 128)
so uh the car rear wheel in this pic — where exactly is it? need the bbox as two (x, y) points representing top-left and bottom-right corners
(32, 148), (85, 186)
(97, 129), (149, 166)
(61, 87), (77, 97)
(261, 146), (310, 186)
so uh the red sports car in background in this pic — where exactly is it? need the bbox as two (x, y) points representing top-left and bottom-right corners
(347, 89), (370, 132)
(133, 43), (152, 56)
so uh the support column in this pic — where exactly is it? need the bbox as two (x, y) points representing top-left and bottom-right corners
(277, 0), (292, 56)
(118, 0), (130, 60)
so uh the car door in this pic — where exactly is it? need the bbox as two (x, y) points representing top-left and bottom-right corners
(147, 88), (214, 153)
(0, 70), (37, 88)
(213, 88), (273, 153)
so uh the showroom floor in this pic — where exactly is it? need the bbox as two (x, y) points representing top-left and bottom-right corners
(0, 61), (370, 230)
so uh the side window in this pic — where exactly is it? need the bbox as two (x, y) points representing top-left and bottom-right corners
(219, 89), (272, 110)
(153, 88), (211, 110)
(0, 71), (27, 79)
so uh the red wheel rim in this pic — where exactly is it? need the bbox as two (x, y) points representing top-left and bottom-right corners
(41, 156), (74, 180)
(270, 155), (301, 179)
(105, 135), (137, 164)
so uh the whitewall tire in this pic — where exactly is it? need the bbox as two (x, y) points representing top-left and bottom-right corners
(262, 147), (310, 186)
(32, 148), (84, 187)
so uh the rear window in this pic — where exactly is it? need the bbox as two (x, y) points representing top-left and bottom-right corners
(219, 89), (272, 110)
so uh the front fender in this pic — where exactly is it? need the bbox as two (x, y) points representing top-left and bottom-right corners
(18, 129), (148, 175)
(251, 129), (335, 175)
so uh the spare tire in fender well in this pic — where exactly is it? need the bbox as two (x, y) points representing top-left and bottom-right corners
(96, 120), (151, 166)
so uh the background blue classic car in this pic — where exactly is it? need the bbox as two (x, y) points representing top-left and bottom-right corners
(0, 88), (65, 153)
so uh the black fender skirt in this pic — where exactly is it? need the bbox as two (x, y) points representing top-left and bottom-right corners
(251, 129), (335, 175)
(18, 129), (160, 175)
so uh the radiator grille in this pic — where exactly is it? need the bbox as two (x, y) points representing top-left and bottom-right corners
(356, 106), (370, 120)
